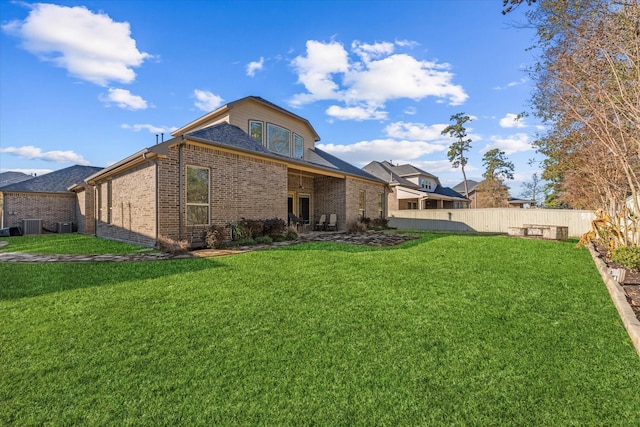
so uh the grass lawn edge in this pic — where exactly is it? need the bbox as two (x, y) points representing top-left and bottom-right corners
(588, 243), (640, 357)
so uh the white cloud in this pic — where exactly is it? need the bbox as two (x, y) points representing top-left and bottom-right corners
(2, 3), (150, 86)
(325, 104), (387, 121)
(485, 133), (533, 155)
(100, 88), (148, 110)
(317, 139), (446, 166)
(493, 77), (528, 90)
(121, 123), (177, 134)
(351, 40), (395, 63)
(384, 121), (448, 141)
(0, 168), (54, 176)
(193, 90), (223, 111)
(246, 57), (264, 77)
(0, 145), (90, 165)
(499, 113), (527, 128)
(403, 106), (417, 115)
(290, 39), (468, 113)
(290, 40), (350, 106)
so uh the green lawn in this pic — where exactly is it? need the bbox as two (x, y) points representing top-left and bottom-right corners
(1, 233), (639, 426)
(0, 233), (154, 255)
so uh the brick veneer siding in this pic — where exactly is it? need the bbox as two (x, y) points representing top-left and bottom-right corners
(387, 186), (400, 211)
(345, 178), (387, 227)
(95, 162), (157, 246)
(158, 143), (288, 243)
(313, 176), (347, 231)
(1, 191), (76, 231)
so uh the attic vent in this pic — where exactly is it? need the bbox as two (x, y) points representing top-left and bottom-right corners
(23, 219), (42, 235)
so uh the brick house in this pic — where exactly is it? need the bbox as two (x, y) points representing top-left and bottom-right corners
(363, 161), (468, 210)
(72, 96), (387, 247)
(0, 165), (103, 233)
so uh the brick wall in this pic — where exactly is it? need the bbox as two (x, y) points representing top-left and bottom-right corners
(158, 143), (288, 243)
(1, 191), (76, 231)
(313, 176), (347, 230)
(345, 178), (386, 228)
(95, 162), (157, 246)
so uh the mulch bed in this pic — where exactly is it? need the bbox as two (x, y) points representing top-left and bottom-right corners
(592, 242), (640, 322)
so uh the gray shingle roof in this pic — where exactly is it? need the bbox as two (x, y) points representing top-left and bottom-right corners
(362, 161), (417, 187)
(187, 123), (383, 183)
(0, 171), (32, 187)
(188, 123), (272, 154)
(452, 179), (479, 194)
(0, 165), (103, 193)
(432, 185), (467, 199)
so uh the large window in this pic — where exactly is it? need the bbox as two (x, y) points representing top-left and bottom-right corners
(249, 120), (264, 144)
(419, 178), (432, 190)
(267, 123), (291, 156)
(377, 192), (384, 218)
(186, 166), (210, 225)
(358, 190), (366, 218)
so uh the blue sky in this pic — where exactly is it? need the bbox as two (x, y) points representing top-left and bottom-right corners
(0, 0), (542, 193)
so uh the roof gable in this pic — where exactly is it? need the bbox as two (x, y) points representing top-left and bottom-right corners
(172, 96), (321, 142)
(362, 161), (418, 188)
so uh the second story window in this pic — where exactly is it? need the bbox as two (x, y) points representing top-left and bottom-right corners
(267, 123), (291, 156)
(249, 120), (263, 144)
(293, 134), (304, 159)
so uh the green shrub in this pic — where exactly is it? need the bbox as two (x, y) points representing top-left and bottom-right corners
(370, 217), (389, 229)
(263, 217), (287, 238)
(255, 236), (273, 245)
(610, 245), (640, 270)
(285, 231), (298, 241)
(234, 237), (256, 246)
(348, 220), (368, 233)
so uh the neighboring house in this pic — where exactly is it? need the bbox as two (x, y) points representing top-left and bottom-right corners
(363, 161), (468, 210)
(452, 179), (480, 208)
(508, 198), (537, 209)
(71, 96), (386, 247)
(452, 180), (535, 208)
(0, 165), (103, 232)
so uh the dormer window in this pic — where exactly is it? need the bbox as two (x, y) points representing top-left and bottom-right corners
(419, 178), (432, 190)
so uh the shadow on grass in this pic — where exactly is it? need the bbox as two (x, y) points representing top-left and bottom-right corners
(0, 258), (223, 300)
(278, 231), (468, 253)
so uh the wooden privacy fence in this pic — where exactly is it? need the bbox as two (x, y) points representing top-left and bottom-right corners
(388, 208), (596, 239)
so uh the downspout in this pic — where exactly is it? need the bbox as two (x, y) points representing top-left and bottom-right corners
(178, 135), (185, 241)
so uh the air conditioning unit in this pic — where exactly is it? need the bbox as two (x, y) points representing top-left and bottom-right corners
(23, 219), (42, 235)
(56, 222), (72, 233)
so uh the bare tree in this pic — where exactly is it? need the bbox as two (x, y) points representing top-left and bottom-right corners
(527, 0), (640, 245)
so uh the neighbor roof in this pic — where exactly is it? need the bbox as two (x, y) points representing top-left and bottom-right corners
(0, 165), (103, 193)
(452, 179), (480, 194)
(362, 161), (418, 188)
(0, 171), (32, 187)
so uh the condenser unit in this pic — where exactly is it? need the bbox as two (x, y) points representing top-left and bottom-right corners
(56, 222), (72, 233)
(22, 219), (42, 235)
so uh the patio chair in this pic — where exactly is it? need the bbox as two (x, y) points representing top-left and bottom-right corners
(288, 213), (302, 231)
(315, 214), (326, 231)
(326, 213), (337, 231)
